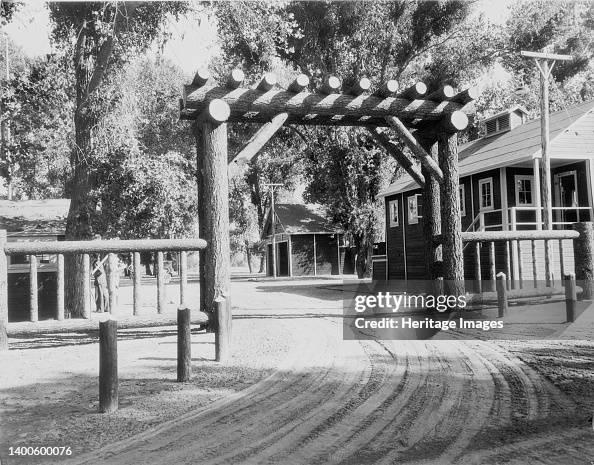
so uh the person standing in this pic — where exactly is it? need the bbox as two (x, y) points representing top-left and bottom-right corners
(92, 254), (109, 313)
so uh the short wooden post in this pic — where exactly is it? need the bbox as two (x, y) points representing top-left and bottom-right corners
(177, 307), (191, 382)
(573, 222), (594, 299)
(517, 240), (524, 289)
(531, 239), (538, 288)
(474, 242), (482, 294)
(489, 241), (496, 291)
(108, 253), (117, 314)
(179, 251), (187, 307)
(29, 254), (38, 322)
(99, 319), (118, 413)
(156, 251), (165, 314)
(215, 297), (231, 362)
(565, 272), (577, 323)
(133, 251), (141, 315)
(83, 253), (91, 318)
(56, 254), (65, 321)
(504, 241), (511, 290)
(0, 230), (8, 350)
(559, 239), (565, 286)
(496, 272), (508, 318)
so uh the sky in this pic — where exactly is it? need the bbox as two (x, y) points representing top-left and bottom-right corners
(3, 0), (515, 77)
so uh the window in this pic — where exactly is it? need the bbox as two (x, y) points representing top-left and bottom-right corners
(388, 199), (399, 227)
(515, 175), (534, 206)
(407, 194), (422, 224)
(459, 184), (466, 217)
(479, 178), (494, 211)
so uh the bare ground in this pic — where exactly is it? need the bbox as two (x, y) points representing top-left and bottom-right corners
(1, 278), (594, 464)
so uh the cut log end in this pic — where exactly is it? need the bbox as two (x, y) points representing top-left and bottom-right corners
(321, 75), (341, 94)
(443, 111), (468, 133)
(227, 69), (245, 89)
(427, 85), (455, 102)
(192, 68), (210, 87)
(257, 73), (277, 92)
(377, 79), (399, 97)
(400, 81), (427, 100)
(205, 99), (231, 124)
(347, 77), (371, 96)
(288, 74), (310, 93)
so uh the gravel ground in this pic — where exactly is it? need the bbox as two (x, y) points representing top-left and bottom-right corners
(1, 277), (594, 464)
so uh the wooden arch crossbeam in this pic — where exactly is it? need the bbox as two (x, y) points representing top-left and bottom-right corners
(180, 70), (478, 182)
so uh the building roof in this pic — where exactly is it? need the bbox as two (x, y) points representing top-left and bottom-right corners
(263, 203), (340, 236)
(380, 99), (594, 197)
(0, 199), (70, 236)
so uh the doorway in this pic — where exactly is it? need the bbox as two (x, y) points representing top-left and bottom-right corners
(267, 242), (289, 277)
(554, 170), (578, 227)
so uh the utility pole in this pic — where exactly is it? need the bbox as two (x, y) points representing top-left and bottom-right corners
(263, 183), (283, 278)
(521, 50), (572, 287)
(1, 32), (10, 200)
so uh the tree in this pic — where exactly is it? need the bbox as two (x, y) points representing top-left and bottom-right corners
(214, 0), (496, 276)
(48, 1), (188, 317)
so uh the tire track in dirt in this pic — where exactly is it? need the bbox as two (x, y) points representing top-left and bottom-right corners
(62, 318), (589, 465)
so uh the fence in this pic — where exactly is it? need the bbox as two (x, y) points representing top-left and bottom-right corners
(0, 234), (207, 322)
(461, 229), (580, 293)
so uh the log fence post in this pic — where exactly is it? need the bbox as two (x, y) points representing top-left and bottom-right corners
(572, 222), (594, 299)
(157, 251), (165, 314)
(83, 253), (91, 318)
(565, 272), (576, 323)
(29, 254), (38, 322)
(133, 251), (141, 315)
(215, 297), (231, 362)
(57, 254), (65, 321)
(177, 307), (191, 382)
(0, 230), (7, 350)
(179, 251), (188, 307)
(99, 319), (118, 413)
(496, 272), (508, 318)
(108, 253), (117, 314)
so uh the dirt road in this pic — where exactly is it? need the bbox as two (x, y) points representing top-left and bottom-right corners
(61, 316), (594, 465)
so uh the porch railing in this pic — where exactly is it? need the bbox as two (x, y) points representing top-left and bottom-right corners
(1, 234), (207, 322)
(461, 229), (579, 293)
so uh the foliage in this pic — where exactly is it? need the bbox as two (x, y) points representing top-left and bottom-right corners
(0, 47), (73, 198)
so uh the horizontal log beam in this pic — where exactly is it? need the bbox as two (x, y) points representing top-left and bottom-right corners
(412, 111), (470, 140)
(426, 85), (455, 102)
(398, 82), (427, 100)
(375, 80), (399, 98)
(346, 78), (371, 96)
(462, 230), (578, 243)
(182, 84), (476, 124)
(192, 68), (210, 88)
(4, 238), (208, 255)
(288, 74), (310, 93)
(229, 113), (288, 172)
(369, 127), (425, 188)
(385, 116), (444, 183)
(321, 75), (341, 94)
(226, 69), (245, 89)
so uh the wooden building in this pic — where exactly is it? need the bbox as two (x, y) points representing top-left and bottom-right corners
(1, 199), (70, 321)
(262, 203), (350, 277)
(380, 100), (594, 281)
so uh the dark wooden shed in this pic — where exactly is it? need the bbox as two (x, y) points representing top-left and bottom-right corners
(262, 203), (351, 277)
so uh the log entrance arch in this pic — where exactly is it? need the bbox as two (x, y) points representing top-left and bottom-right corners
(180, 70), (478, 353)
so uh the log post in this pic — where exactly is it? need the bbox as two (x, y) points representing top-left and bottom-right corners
(418, 135), (442, 285)
(156, 251), (165, 314)
(108, 253), (117, 314)
(177, 307), (191, 382)
(57, 254), (65, 321)
(133, 251), (141, 315)
(496, 272), (508, 318)
(215, 297), (231, 362)
(99, 318), (118, 413)
(0, 230), (7, 350)
(29, 254), (38, 322)
(83, 253), (91, 319)
(179, 251), (188, 307)
(194, 123), (207, 319)
(565, 272), (576, 323)
(573, 222), (594, 299)
(438, 127), (464, 297)
(200, 100), (232, 355)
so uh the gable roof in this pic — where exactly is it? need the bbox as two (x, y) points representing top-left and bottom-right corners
(380, 99), (594, 197)
(0, 199), (70, 236)
(262, 203), (340, 237)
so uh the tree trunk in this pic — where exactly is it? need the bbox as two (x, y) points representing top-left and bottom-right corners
(354, 234), (372, 279)
(246, 241), (253, 273)
(258, 254), (265, 274)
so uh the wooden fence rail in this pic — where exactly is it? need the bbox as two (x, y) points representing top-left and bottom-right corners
(1, 236), (208, 324)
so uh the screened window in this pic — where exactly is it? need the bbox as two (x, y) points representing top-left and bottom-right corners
(407, 194), (422, 224)
(479, 178), (493, 211)
(515, 175), (534, 206)
(388, 199), (399, 227)
(459, 184), (466, 217)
